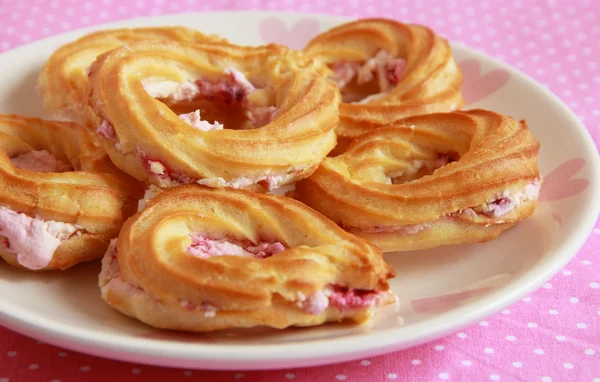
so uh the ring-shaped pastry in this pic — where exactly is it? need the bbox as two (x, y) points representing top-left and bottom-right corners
(99, 185), (395, 331)
(293, 110), (542, 252)
(0, 114), (142, 270)
(38, 27), (226, 122)
(84, 41), (339, 191)
(304, 18), (463, 154)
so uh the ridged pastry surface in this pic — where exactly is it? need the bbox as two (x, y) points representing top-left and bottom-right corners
(294, 109), (542, 252)
(84, 40), (339, 191)
(304, 18), (463, 154)
(0, 114), (142, 270)
(99, 185), (395, 332)
(38, 27), (225, 122)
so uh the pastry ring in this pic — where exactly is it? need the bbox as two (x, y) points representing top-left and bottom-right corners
(38, 27), (225, 122)
(99, 185), (395, 332)
(304, 18), (464, 154)
(293, 110), (542, 252)
(0, 114), (142, 270)
(84, 40), (339, 191)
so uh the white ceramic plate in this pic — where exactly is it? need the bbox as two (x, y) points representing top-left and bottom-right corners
(0, 11), (599, 371)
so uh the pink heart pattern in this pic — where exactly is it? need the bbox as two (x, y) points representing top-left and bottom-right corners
(539, 158), (590, 202)
(459, 59), (511, 104)
(259, 17), (320, 50)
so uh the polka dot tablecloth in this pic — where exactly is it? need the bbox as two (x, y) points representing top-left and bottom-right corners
(1, 0), (599, 381)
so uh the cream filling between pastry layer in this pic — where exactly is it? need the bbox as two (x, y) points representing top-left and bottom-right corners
(186, 233), (286, 259)
(10, 150), (73, 173)
(331, 50), (406, 102)
(353, 179), (542, 235)
(296, 285), (393, 315)
(0, 206), (82, 270)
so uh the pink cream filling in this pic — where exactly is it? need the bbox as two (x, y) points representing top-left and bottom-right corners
(354, 180), (542, 235)
(331, 50), (407, 100)
(0, 206), (81, 270)
(178, 110), (224, 132)
(298, 285), (390, 316)
(186, 233), (286, 259)
(10, 150), (72, 173)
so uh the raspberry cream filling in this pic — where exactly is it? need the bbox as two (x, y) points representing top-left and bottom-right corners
(186, 233), (286, 259)
(297, 285), (393, 315)
(10, 150), (73, 173)
(102, 240), (391, 318)
(178, 110), (223, 132)
(331, 50), (406, 102)
(0, 206), (82, 270)
(196, 167), (304, 191)
(352, 179), (542, 235)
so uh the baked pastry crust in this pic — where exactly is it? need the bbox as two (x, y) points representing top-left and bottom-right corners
(99, 185), (395, 332)
(84, 40), (339, 191)
(293, 110), (542, 252)
(38, 27), (226, 122)
(304, 18), (463, 154)
(0, 114), (142, 270)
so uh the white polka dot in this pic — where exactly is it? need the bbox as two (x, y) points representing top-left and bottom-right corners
(184, 371), (193, 377)
(233, 373), (243, 379)
(336, 375), (347, 381)
(7, 351), (16, 357)
(577, 323), (587, 329)
(534, 349), (544, 355)
(80, 366), (90, 372)
(29, 364), (39, 370)
(506, 335), (516, 341)
(556, 335), (566, 341)
(528, 322), (538, 328)
(522, 297), (532, 302)
(58, 352), (68, 357)
(563, 270), (572, 276)
(512, 362), (522, 368)
(563, 363), (573, 369)
(581, 260), (592, 265)
(435, 345), (445, 351)
(543, 283), (552, 289)
(439, 372), (449, 380)
(457, 332), (467, 339)
(360, 360), (371, 366)
(411, 359), (422, 365)
(0, 378), (9, 382)
(132, 368), (141, 375)
(461, 360), (472, 366)
(541, 377), (552, 382)
(386, 374), (398, 380)
(549, 309), (559, 315)
(590, 282), (599, 289)
(285, 374), (295, 380)
(485, 348), (494, 354)
(569, 297), (579, 303)
(501, 309), (510, 315)
(490, 375), (500, 381)
(480, 321), (489, 327)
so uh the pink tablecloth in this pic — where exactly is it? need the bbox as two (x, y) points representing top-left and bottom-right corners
(1, 0), (599, 381)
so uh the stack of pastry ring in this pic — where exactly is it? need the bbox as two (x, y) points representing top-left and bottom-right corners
(100, 185), (395, 331)
(84, 40), (339, 191)
(38, 27), (227, 122)
(293, 110), (542, 252)
(304, 18), (464, 154)
(0, 114), (142, 270)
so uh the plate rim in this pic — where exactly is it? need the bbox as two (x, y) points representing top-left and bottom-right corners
(0, 10), (599, 370)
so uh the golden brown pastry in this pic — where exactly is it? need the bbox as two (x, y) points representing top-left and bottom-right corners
(84, 40), (339, 192)
(38, 27), (226, 122)
(99, 185), (395, 332)
(304, 18), (464, 154)
(293, 110), (542, 252)
(0, 114), (142, 270)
